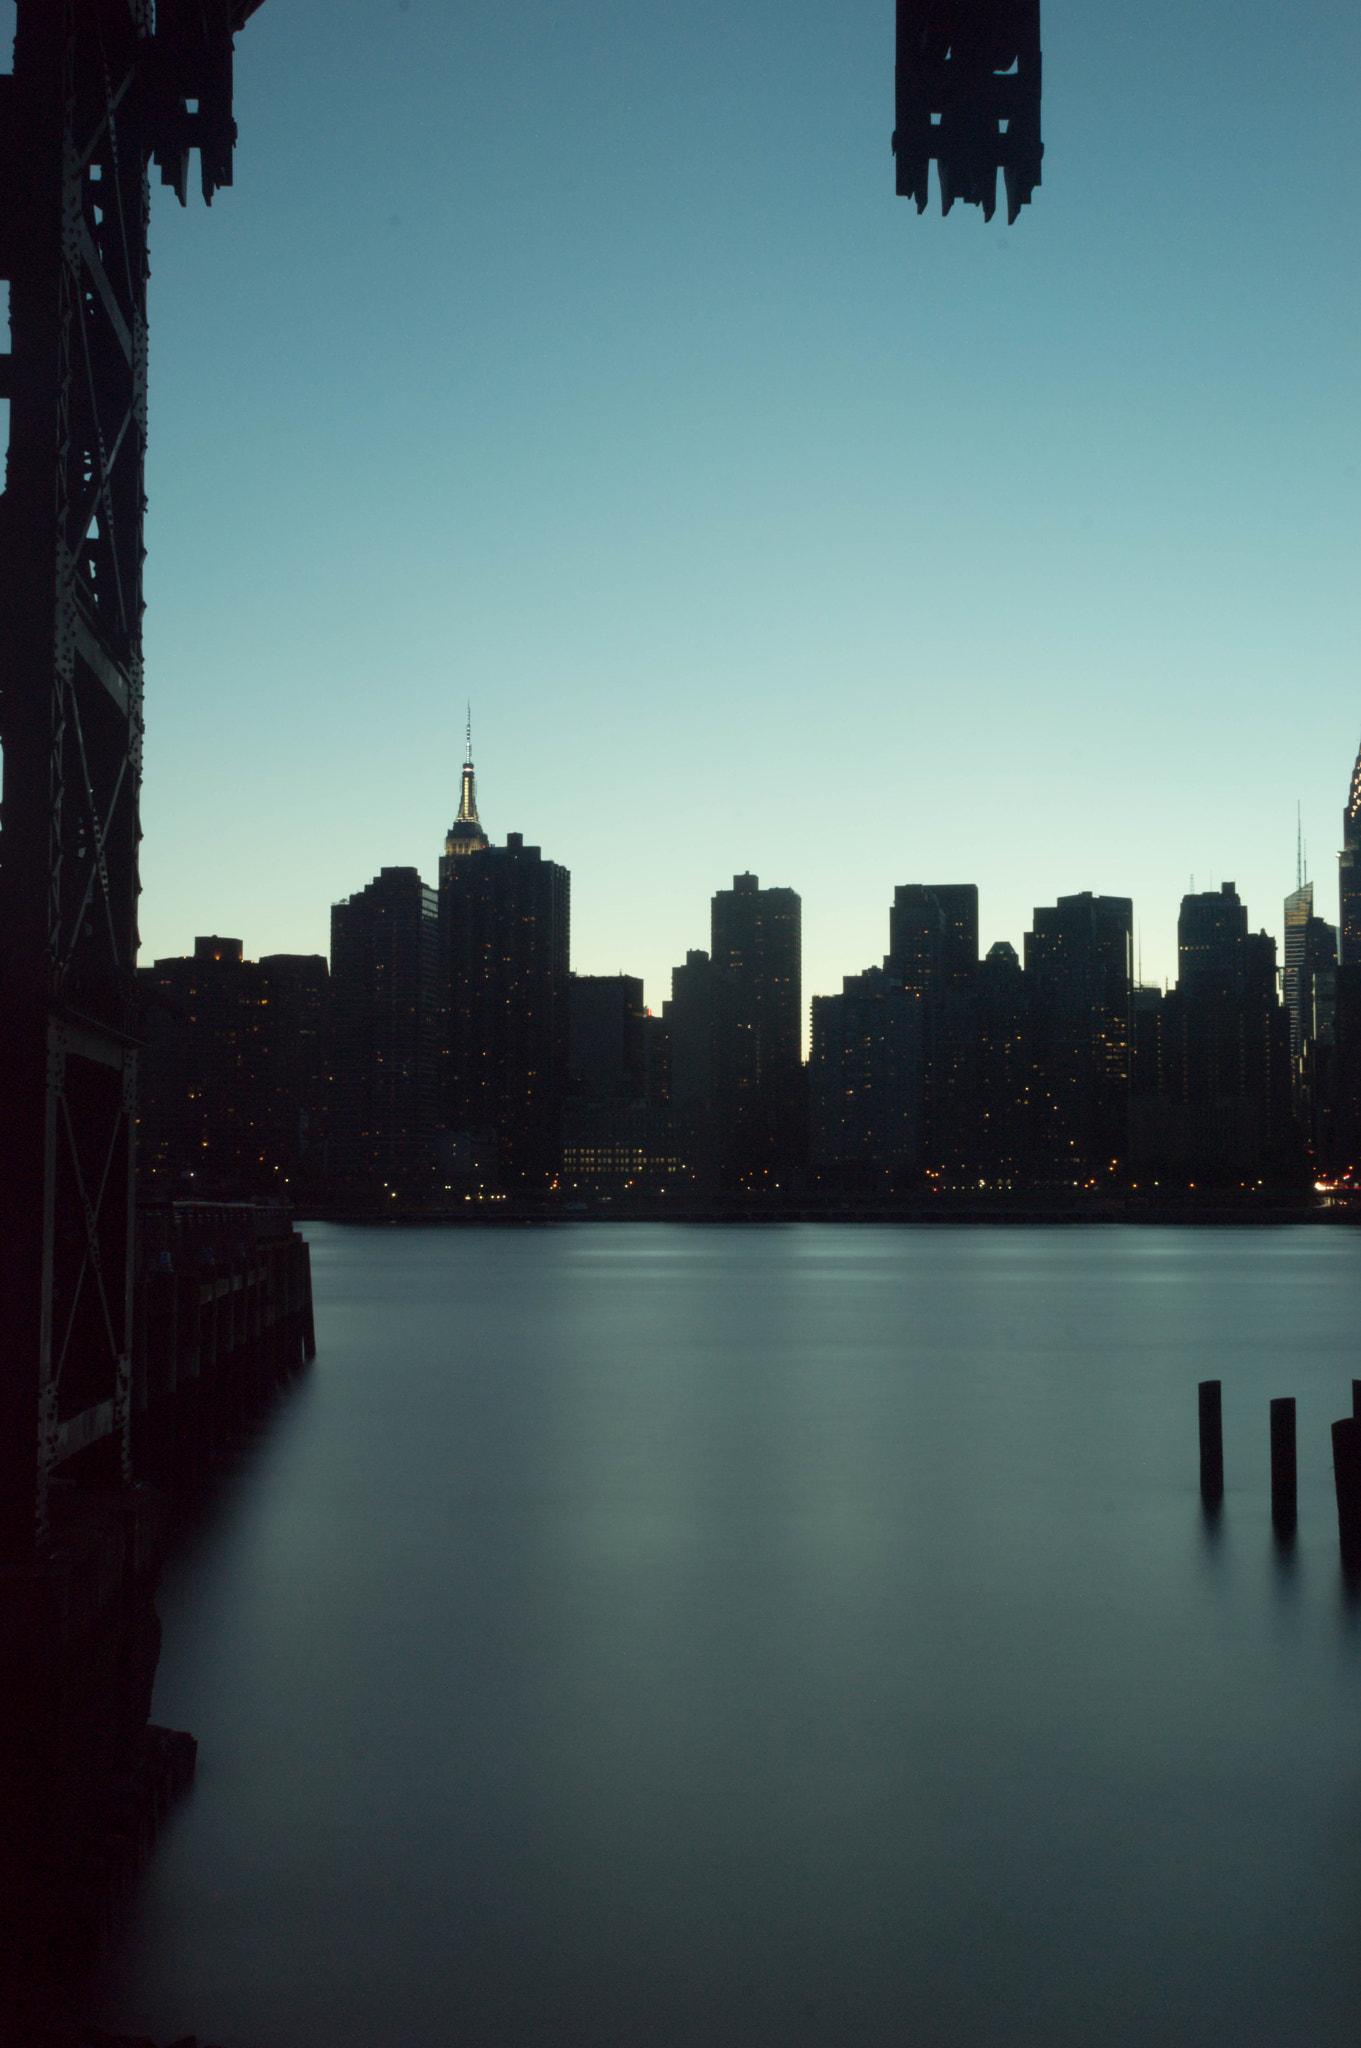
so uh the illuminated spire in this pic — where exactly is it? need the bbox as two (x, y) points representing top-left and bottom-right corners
(1347, 732), (1361, 847)
(444, 708), (488, 859)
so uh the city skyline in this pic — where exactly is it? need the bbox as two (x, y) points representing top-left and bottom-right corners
(109, 0), (1358, 1012)
(139, 718), (1361, 1040)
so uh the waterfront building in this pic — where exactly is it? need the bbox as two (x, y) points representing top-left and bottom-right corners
(1024, 892), (1132, 1178)
(660, 949), (734, 1185)
(439, 754), (570, 1186)
(974, 939), (1030, 1185)
(561, 975), (691, 1190)
(1317, 962), (1361, 1177)
(1177, 883), (1248, 998)
(137, 937), (329, 1197)
(888, 883), (978, 996)
(1283, 882), (1313, 1058)
(1130, 904), (1294, 1184)
(710, 873), (804, 1184)
(569, 975), (646, 1102)
(1299, 916), (1338, 1051)
(809, 967), (925, 1186)
(664, 951), (728, 1111)
(258, 952), (332, 1191)
(887, 886), (945, 1002)
(560, 1100), (703, 1190)
(642, 1012), (671, 1109)
(884, 884), (981, 1176)
(330, 869), (440, 1190)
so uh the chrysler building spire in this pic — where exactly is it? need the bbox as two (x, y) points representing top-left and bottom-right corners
(1338, 730), (1361, 967)
(444, 706), (489, 858)
(1346, 730), (1361, 851)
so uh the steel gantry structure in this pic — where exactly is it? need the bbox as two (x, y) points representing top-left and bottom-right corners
(0, 0), (265, 1565)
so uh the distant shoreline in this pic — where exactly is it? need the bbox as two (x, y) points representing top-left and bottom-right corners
(296, 1193), (1358, 1230)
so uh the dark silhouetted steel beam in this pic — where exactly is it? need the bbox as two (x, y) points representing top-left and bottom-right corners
(894, 0), (1042, 225)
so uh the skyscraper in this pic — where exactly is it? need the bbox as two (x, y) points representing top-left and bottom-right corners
(709, 873), (802, 1184)
(330, 869), (440, 1188)
(1338, 734), (1361, 964)
(1177, 882), (1248, 998)
(975, 940), (1030, 1184)
(887, 883), (979, 995)
(665, 951), (723, 1112)
(137, 938), (329, 1196)
(1024, 892), (1132, 1177)
(809, 967), (925, 1186)
(1283, 881), (1313, 1058)
(1130, 892), (1294, 1185)
(661, 948), (735, 1186)
(560, 975), (699, 1190)
(439, 749), (570, 1186)
(887, 886), (945, 1002)
(568, 975), (646, 1101)
(886, 883), (981, 1176)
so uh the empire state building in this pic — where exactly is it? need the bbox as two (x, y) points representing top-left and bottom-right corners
(444, 715), (489, 861)
(436, 718), (571, 1184)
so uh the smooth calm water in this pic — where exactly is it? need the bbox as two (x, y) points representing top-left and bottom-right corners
(87, 1224), (1361, 2047)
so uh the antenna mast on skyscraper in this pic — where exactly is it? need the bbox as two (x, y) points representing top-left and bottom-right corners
(466, 703), (473, 766)
(1297, 803), (1303, 890)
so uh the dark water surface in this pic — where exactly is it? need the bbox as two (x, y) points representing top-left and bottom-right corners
(87, 1225), (1361, 2046)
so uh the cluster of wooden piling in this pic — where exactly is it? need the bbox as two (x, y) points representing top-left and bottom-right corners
(1198, 1376), (1361, 1564)
(132, 1202), (315, 1506)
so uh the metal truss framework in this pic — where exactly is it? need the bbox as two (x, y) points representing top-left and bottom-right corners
(0, 0), (261, 1564)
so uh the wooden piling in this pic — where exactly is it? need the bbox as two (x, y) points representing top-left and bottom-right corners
(1199, 1379), (1223, 1503)
(1333, 1417), (1361, 1564)
(1270, 1397), (1296, 1531)
(301, 1239), (317, 1360)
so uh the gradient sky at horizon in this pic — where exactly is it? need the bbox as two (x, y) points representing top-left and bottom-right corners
(24, 0), (1357, 1018)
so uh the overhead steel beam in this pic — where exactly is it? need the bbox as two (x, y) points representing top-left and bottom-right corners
(894, 0), (1042, 225)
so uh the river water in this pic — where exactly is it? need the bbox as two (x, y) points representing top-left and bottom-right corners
(86, 1224), (1361, 2046)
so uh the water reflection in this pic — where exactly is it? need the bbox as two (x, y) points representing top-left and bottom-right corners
(1197, 1495), (1225, 1555)
(84, 1224), (1361, 2048)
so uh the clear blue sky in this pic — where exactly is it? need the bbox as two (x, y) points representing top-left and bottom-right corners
(96, 1), (1360, 1014)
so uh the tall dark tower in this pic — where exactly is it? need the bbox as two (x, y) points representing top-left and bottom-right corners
(1283, 881), (1313, 1059)
(1024, 892), (1132, 1177)
(710, 873), (802, 1184)
(330, 870), (441, 1190)
(888, 887), (945, 1001)
(1339, 735), (1361, 966)
(885, 883), (979, 1174)
(439, 754), (570, 1186)
(1178, 883), (1248, 998)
